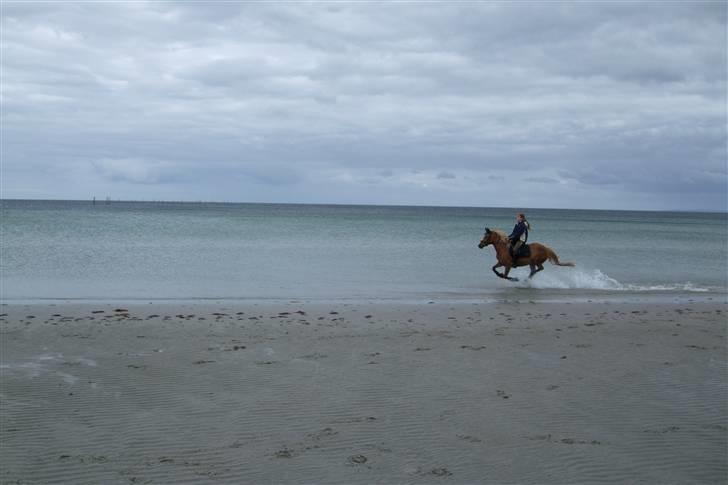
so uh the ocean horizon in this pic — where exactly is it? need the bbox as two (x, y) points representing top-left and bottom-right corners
(4, 198), (728, 213)
(2, 199), (726, 302)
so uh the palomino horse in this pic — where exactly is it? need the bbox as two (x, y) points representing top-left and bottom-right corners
(478, 228), (574, 281)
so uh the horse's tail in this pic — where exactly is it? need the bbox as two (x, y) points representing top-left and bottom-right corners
(546, 247), (575, 267)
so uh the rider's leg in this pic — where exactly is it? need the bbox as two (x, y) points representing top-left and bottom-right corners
(512, 241), (522, 266)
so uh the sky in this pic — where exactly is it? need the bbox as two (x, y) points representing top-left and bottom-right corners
(1, 1), (726, 211)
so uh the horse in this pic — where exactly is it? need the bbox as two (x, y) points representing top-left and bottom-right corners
(478, 227), (574, 282)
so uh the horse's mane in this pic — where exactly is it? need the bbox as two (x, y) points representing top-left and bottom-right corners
(491, 229), (509, 242)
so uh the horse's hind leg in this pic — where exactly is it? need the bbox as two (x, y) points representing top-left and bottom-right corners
(529, 262), (544, 279)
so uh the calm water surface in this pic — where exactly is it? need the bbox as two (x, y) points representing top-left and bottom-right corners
(1, 200), (726, 301)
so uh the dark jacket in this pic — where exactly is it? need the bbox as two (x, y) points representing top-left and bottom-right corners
(508, 221), (528, 243)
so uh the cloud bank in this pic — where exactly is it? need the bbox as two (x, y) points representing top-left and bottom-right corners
(1, 2), (726, 210)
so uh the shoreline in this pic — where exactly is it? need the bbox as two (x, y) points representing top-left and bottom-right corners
(1, 299), (726, 483)
(2, 288), (726, 307)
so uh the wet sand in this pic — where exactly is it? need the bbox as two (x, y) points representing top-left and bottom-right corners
(1, 300), (726, 484)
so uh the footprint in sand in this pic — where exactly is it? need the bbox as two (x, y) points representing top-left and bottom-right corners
(333, 416), (377, 424)
(526, 434), (602, 445)
(430, 467), (452, 477)
(300, 353), (327, 360)
(643, 426), (680, 434)
(274, 448), (295, 458)
(348, 454), (368, 464)
(307, 427), (338, 442)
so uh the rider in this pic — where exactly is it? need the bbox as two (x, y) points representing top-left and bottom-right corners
(508, 213), (530, 264)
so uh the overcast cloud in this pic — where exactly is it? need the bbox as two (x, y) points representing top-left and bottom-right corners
(1, 1), (726, 210)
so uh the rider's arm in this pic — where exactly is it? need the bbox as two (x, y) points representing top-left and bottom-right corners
(508, 222), (524, 241)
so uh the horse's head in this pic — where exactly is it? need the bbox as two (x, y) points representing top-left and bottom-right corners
(478, 227), (497, 249)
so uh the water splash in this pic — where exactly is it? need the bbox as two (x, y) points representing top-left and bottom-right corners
(518, 268), (710, 292)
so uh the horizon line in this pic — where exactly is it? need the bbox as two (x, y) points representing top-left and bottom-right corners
(1, 197), (726, 214)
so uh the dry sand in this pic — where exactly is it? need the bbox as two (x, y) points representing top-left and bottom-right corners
(0, 299), (726, 484)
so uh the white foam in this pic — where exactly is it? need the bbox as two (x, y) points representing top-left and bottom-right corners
(56, 372), (79, 385)
(37, 353), (64, 362)
(518, 268), (711, 292)
(74, 358), (97, 367)
(0, 362), (45, 378)
(1, 354), (98, 384)
(624, 282), (710, 292)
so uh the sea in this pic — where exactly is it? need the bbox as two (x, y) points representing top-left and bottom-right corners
(1, 200), (726, 303)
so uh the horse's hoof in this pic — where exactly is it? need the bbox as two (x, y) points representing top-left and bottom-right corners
(509, 277), (519, 282)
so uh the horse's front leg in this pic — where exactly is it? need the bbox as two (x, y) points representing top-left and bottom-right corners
(503, 265), (519, 282)
(492, 263), (507, 279)
(493, 262), (519, 282)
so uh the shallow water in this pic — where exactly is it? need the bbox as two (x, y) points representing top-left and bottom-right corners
(1, 200), (726, 300)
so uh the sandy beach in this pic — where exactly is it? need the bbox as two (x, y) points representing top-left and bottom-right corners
(1, 299), (726, 484)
